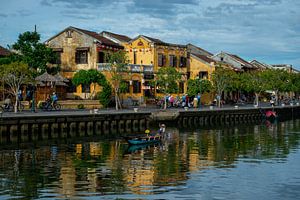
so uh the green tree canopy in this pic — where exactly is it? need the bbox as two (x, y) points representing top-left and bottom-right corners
(0, 61), (33, 112)
(156, 67), (182, 94)
(11, 31), (57, 75)
(187, 78), (212, 97)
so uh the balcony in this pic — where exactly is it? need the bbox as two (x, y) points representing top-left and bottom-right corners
(128, 64), (142, 72)
(97, 63), (111, 71)
(97, 63), (154, 73)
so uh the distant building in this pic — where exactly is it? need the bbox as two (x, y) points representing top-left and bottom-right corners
(0, 45), (11, 58)
(271, 64), (299, 73)
(212, 52), (257, 72)
(250, 60), (272, 70)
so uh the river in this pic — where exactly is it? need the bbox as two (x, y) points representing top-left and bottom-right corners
(0, 119), (300, 200)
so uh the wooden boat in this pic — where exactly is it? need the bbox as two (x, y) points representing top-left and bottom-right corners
(125, 135), (162, 145)
(265, 110), (277, 121)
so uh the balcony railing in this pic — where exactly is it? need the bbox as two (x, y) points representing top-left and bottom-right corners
(97, 63), (111, 71)
(129, 64), (142, 72)
(97, 63), (154, 73)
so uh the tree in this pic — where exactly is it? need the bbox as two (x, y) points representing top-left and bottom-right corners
(211, 66), (233, 107)
(155, 67), (182, 109)
(72, 69), (110, 99)
(187, 78), (212, 97)
(0, 62), (33, 113)
(105, 51), (129, 110)
(261, 69), (290, 105)
(241, 71), (266, 106)
(11, 31), (57, 75)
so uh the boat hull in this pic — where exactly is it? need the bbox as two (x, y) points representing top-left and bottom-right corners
(126, 136), (161, 145)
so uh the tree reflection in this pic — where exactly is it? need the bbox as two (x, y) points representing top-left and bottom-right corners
(0, 120), (300, 198)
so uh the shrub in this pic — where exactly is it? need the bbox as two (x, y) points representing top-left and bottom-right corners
(77, 104), (85, 109)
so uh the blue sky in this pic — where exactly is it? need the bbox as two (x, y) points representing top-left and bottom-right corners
(0, 0), (299, 68)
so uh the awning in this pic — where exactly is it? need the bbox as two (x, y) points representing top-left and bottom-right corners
(76, 47), (90, 51)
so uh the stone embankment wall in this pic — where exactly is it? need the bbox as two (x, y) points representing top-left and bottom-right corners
(0, 106), (299, 145)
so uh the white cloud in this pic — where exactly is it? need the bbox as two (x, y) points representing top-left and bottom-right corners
(0, 0), (299, 68)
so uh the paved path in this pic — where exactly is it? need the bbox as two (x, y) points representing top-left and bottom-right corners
(0, 102), (288, 119)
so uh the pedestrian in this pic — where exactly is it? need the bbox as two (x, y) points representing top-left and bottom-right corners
(197, 93), (201, 107)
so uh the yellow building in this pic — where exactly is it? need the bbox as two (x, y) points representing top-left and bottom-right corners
(187, 44), (216, 104)
(45, 27), (216, 105)
(123, 35), (188, 101)
(45, 26), (125, 99)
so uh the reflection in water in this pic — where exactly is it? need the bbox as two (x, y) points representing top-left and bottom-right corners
(0, 120), (300, 199)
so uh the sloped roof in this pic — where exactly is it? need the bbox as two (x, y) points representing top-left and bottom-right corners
(54, 73), (69, 82)
(35, 72), (58, 82)
(187, 43), (213, 56)
(228, 53), (256, 69)
(72, 27), (123, 48)
(101, 31), (131, 42)
(250, 60), (271, 69)
(191, 53), (215, 64)
(130, 35), (186, 48)
(46, 26), (123, 49)
(0, 45), (11, 56)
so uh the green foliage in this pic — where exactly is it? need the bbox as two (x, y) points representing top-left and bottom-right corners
(97, 83), (112, 108)
(261, 69), (290, 93)
(0, 61), (33, 112)
(72, 69), (112, 107)
(156, 67), (182, 94)
(187, 79), (212, 96)
(77, 104), (85, 109)
(211, 66), (233, 95)
(11, 31), (57, 74)
(119, 81), (129, 94)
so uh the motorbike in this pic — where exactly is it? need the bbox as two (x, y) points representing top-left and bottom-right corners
(0, 102), (24, 112)
(40, 100), (61, 111)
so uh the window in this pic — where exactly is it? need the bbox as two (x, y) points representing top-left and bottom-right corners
(52, 51), (62, 64)
(158, 53), (166, 67)
(199, 71), (208, 79)
(133, 81), (141, 93)
(220, 57), (224, 61)
(179, 82), (184, 93)
(134, 51), (137, 64)
(82, 84), (90, 93)
(180, 57), (187, 67)
(169, 55), (177, 67)
(76, 50), (88, 64)
(66, 30), (72, 38)
(98, 52), (105, 63)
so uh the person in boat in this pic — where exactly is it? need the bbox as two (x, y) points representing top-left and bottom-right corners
(158, 124), (166, 134)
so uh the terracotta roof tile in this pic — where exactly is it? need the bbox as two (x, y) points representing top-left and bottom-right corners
(101, 31), (131, 42)
(229, 54), (256, 69)
(0, 45), (11, 56)
(73, 27), (123, 49)
(192, 53), (215, 64)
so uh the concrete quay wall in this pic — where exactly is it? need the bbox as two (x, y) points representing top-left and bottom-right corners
(0, 106), (299, 145)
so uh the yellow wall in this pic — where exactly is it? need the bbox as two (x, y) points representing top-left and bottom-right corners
(189, 55), (216, 104)
(124, 36), (188, 99)
(189, 55), (215, 80)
